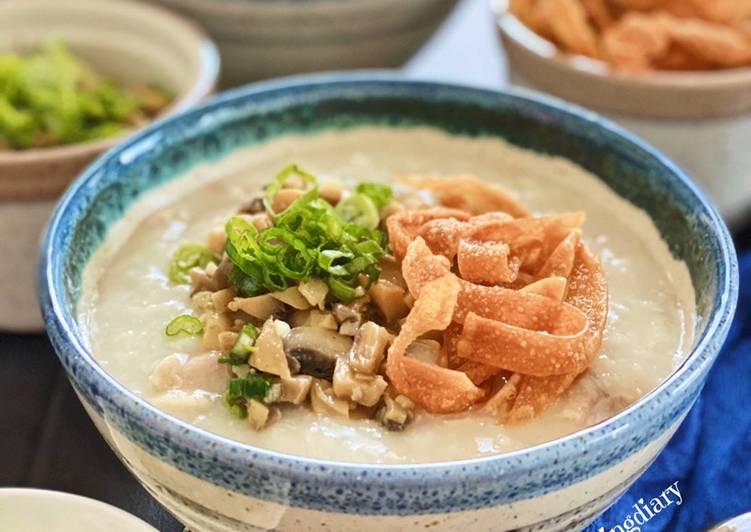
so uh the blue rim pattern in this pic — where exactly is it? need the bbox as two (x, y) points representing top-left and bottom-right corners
(39, 73), (738, 515)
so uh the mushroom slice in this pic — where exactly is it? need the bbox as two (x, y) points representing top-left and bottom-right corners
(310, 379), (350, 418)
(333, 358), (388, 407)
(349, 321), (391, 375)
(271, 286), (311, 310)
(376, 392), (416, 431)
(228, 294), (284, 321)
(298, 278), (329, 309)
(249, 319), (292, 379)
(212, 287), (237, 314)
(284, 327), (353, 379)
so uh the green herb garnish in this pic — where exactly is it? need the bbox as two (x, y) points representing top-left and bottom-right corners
(228, 373), (272, 401)
(219, 324), (259, 364)
(356, 183), (393, 209)
(169, 243), (218, 285)
(165, 315), (203, 337)
(0, 40), (171, 150)
(225, 166), (389, 302)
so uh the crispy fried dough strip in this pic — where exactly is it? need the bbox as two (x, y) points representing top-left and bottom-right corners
(537, 0), (600, 57)
(386, 207), (470, 261)
(536, 230), (580, 279)
(457, 239), (520, 285)
(667, 18), (751, 68)
(457, 310), (589, 376)
(399, 175), (531, 218)
(419, 218), (468, 261)
(505, 242), (608, 422)
(386, 275), (484, 413)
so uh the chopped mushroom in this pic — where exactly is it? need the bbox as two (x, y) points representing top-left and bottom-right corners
(298, 278), (329, 309)
(211, 287), (237, 313)
(191, 291), (214, 312)
(201, 312), (233, 351)
(218, 331), (239, 352)
(276, 375), (313, 405)
(271, 286), (311, 310)
(319, 179), (343, 205)
(283, 327), (353, 379)
(333, 358), (388, 407)
(376, 392), (416, 431)
(238, 196), (265, 215)
(349, 321), (391, 374)
(310, 379), (350, 418)
(369, 279), (409, 323)
(333, 299), (368, 336)
(249, 319), (292, 379)
(228, 294), (284, 321)
(207, 226), (228, 256)
(272, 188), (304, 213)
(406, 339), (443, 366)
(248, 399), (280, 430)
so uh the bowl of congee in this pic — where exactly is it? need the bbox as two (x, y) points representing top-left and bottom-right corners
(40, 74), (738, 531)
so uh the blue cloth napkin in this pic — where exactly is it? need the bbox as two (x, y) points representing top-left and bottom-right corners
(587, 254), (750, 532)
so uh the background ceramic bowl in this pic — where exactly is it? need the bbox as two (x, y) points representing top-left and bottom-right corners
(0, 0), (219, 332)
(0, 489), (157, 532)
(40, 74), (737, 532)
(147, 0), (458, 87)
(493, 0), (751, 228)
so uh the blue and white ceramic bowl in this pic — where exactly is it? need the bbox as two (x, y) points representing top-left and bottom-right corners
(40, 74), (738, 532)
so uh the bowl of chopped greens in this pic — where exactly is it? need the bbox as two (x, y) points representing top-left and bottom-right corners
(0, 0), (219, 331)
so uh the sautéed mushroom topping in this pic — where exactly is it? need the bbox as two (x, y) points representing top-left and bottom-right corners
(158, 165), (609, 432)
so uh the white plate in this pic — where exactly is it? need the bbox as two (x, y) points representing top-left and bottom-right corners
(0, 489), (158, 532)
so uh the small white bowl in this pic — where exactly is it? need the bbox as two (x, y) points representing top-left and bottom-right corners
(0, 489), (157, 532)
(148, 0), (459, 86)
(494, 0), (751, 226)
(0, 0), (220, 332)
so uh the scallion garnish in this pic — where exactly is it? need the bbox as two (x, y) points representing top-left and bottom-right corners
(219, 324), (259, 365)
(355, 183), (393, 209)
(228, 373), (272, 401)
(165, 315), (203, 337)
(224, 166), (390, 302)
(168, 243), (218, 285)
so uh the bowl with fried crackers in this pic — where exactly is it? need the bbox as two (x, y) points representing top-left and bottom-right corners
(40, 73), (737, 531)
(495, 0), (751, 225)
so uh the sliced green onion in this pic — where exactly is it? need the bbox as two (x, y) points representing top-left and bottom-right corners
(356, 183), (393, 209)
(224, 166), (389, 302)
(168, 243), (217, 285)
(264, 164), (317, 216)
(335, 193), (379, 229)
(231, 324), (259, 357)
(327, 277), (358, 303)
(165, 315), (203, 337)
(228, 374), (272, 401)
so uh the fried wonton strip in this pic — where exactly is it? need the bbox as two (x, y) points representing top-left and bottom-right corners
(386, 275), (484, 413)
(536, 230), (580, 279)
(457, 239), (520, 285)
(667, 18), (751, 68)
(602, 12), (672, 71)
(457, 309), (589, 376)
(581, 0), (615, 30)
(504, 242), (608, 422)
(419, 218), (469, 261)
(469, 212), (585, 272)
(403, 237), (584, 331)
(399, 175), (531, 218)
(537, 0), (600, 57)
(522, 276), (568, 301)
(386, 207), (470, 261)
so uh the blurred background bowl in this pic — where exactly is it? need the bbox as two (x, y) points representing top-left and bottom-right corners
(0, 0), (219, 332)
(493, 0), (751, 228)
(148, 0), (459, 87)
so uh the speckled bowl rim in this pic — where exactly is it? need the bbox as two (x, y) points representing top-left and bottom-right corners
(0, 0), (220, 164)
(40, 73), (738, 505)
